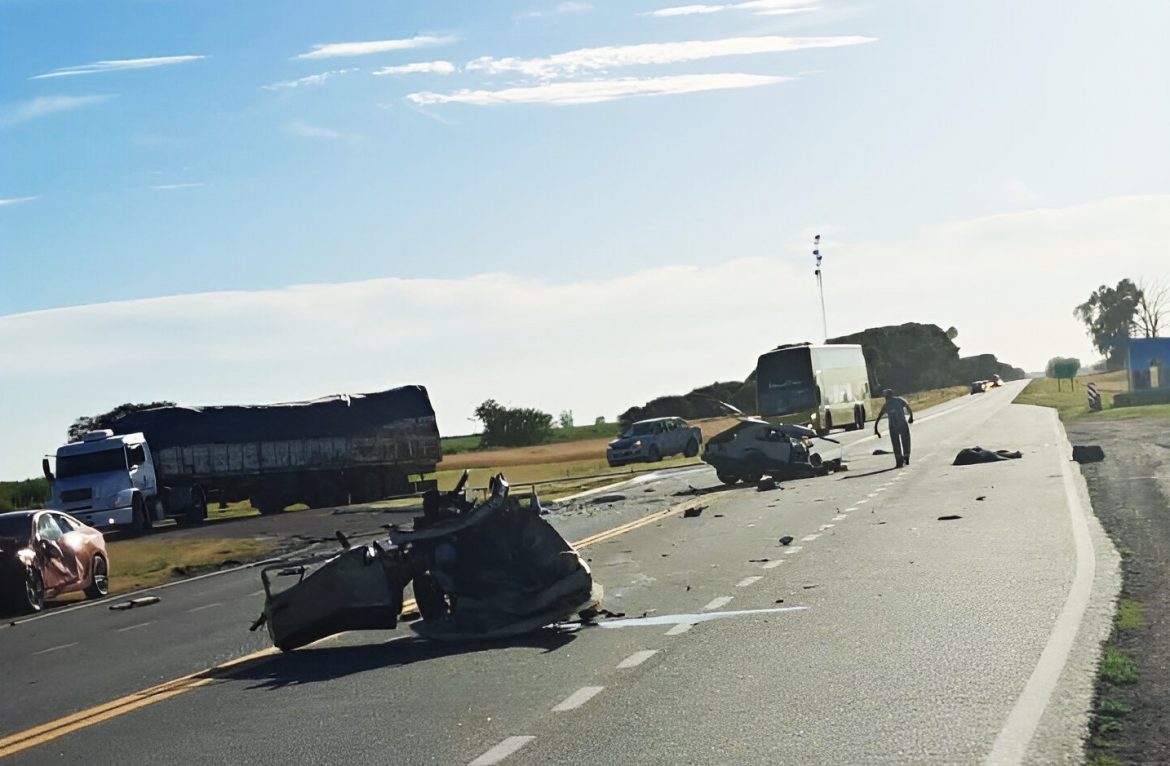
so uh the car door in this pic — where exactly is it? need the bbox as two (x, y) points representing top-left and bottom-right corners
(34, 512), (80, 595)
(53, 513), (89, 591)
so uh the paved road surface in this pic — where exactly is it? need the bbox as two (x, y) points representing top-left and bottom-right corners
(0, 384), (1120, 764)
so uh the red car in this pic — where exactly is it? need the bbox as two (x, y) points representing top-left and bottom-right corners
(0, 510), (110, 613)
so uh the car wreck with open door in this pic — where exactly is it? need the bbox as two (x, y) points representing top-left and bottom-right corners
(252, 471), (601, 651)
(702, 418), (844, 485)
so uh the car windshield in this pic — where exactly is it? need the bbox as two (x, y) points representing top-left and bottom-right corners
(0, 515), (32, 544)
(624, 422), (657, 437)
(57, 448), (126, 479)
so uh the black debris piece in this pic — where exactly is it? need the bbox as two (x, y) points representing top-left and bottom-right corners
(976, 496), (986, 501)
(591, 494), (627, 505)
(109, 595), (161, 611)
(644, 488), (655, 493)
(774, 599), (784, 604)
(873, 448), (890, 455)
(937, 515), (962, 521)
(1072, 445), (1106, 463)
(748, 558), (770, 563)
(683, 505), (706, 518)
(779, 535), (794, 546)
(802, 584), (817, 590)
(953, 447), (1023, 466)
(757, 478), (779, 492)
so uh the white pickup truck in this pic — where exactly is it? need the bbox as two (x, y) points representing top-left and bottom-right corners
(606, 417), (702, 467)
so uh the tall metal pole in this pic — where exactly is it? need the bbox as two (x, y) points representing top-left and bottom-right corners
(813, 234), (827, 342)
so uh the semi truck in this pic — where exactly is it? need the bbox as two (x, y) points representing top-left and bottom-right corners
(755, 343), (871, 435)
(44, 386), (442, 534)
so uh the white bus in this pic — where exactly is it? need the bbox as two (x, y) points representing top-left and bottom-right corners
(755, 343), (871, 434)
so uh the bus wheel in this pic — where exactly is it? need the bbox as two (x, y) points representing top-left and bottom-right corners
(854, 406), (866, 430)
(717, 473), (739, 485)
(817, 412), (833, 437)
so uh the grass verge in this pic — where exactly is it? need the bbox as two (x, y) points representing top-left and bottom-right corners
(1086, 594), (1145, 763)
(106, 537), (279, 594)
(1013, 370), (1170, 422)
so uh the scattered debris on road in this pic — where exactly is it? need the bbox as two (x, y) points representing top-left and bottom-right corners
(109, 595), (161, 611)
(253, 471), (602, 651)
(873, 448), (890, 455)
(757, 478), (779, 492)
(976, 496), (986, 501)
(748, 558), (770, 563)
(953, 447), (1023, 465)
(1072, 445), (1106, 463)
(937, 515), (963, 521)
(779, 535), (794, 546)
(683, 505), (706, 518)
(591, 494), (628, 504)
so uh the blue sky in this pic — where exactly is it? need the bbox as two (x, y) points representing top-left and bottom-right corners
(1, 0), (1169, 477)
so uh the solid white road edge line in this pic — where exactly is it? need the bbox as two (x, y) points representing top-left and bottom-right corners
(983, 411), (1097, 766)
(552, 686), (604, 712)
(468, 736), (536, 766)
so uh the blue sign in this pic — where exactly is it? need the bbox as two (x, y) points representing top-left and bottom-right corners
(1128, 338), (1170, 390)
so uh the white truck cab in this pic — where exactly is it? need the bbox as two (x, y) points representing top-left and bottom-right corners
(45, 430), (159, 532)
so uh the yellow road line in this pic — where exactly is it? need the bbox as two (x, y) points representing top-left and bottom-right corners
(0, 497), (701, 758)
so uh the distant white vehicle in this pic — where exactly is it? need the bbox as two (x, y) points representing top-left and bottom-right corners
(755, 343), (871, 435)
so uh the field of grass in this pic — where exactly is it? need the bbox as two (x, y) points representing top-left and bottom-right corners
(1012, 371), (1170, 422)
(107, 537), (278, 593)
(440, 421), (624, 455)
(428, 453), (698, 499)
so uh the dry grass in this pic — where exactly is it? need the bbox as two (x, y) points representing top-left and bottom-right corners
(106, 537), (278, 594)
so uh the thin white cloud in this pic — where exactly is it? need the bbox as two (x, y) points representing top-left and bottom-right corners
(644, 0), (816, 16)
(263, 69), (357, 90)
(1, 95), (112, 126)
(373, 61), (457, 76)
(151, 183), (206, 190)
(296, 35), (455, 60)
(407, 73), (790, 106)
(285, 120), (358, 141)
(0, 196), (38, 207)
(31, 55), (205, 80)
(518, 1), (594, 18)
(465, 35), (875, 79)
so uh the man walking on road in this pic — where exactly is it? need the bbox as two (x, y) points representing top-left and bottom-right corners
(874, 389), (914, 468)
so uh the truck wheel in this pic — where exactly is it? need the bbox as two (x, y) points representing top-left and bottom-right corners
(256, 501), (283, 516)
(128, 496), (149, 537)
(84, 555), (110, 599)
(717, 473), (739, 485)
(855, 406), (866, 430)
(817, 411), (833, 437)
(186, 487), (207, 526)
(684, 438), (699, 458)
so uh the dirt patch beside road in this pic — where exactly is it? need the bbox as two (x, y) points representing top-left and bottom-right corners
(1067, 416), (1170, 765)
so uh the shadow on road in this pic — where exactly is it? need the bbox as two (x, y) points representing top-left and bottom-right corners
(227, 628), (578, 690)
(838, 467), (900, 480)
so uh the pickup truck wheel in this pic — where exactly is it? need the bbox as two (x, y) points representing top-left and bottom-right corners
(684, 438), (699, 458)
(84, 555), (110, 599)
(717, 473), (739, 485)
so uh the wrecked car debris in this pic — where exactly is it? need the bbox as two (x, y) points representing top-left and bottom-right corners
(683, 506), (706, 518)
(779, 535), (794, 546)
(703, 419), (845, 485)
(109, 596), (161, 611)
(937, 515), (962, 521)
(952, 447), (1023, 466)
(253, 471), (601, 651)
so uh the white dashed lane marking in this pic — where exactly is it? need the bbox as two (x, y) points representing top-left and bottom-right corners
(32, 642), (78, 656)
(783, 546), (804, 555)
(819, 524), (834, 531)
(187, 602), (222, 613)
(736, 576), (762, 588)
(703, 596), (733, 610)
(552, 686), (605, 712)
(468, 736), (536, 766)
(800, 534), (821, 542)
(844, 506), (859, 512)
(856, 499), (870, 505)
(665, 622), (694, 635)
(832, 515), (847, 521)
(762, 560), (783, 569)
(617, 650), (658, 669)
(117, 622), (152, 633)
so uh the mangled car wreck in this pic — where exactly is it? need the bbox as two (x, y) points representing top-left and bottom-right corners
(702, 419), (844, 485)
(252, 472), (602, 651)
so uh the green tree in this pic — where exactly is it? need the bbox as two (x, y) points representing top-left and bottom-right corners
(1075, 280), (1142, 369)
(1045, 357), (1082, 390)
(558, 410), (574, 429)
(474, 400), (554, 448)
(68, 401), (175, 442)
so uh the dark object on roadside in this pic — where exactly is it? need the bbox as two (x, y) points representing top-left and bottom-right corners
(779, 535), (794, 546)
(970, 380), (988, 394)
(774, 599), (784, 604)
(109, 595), (160, 612)
(873, 448), (890, 455)
(976, 496), (986, 501)
(683, 506), (705, 518)
(591, 494), (627, 505)
(253, 471), (601, 651)
(1072, 445), (1105, 464)
(0, 510), (110, 614)
(757, 478), (779, 492)
(713, 513), (725, 518)
(749, 558), (770, 563)
(938, 515), (962, 521)
(953, 447), (1023, 466)
(802, 584), (817, 589)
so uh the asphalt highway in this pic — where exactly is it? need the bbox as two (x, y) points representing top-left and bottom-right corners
(0, 384), (1120, 765)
